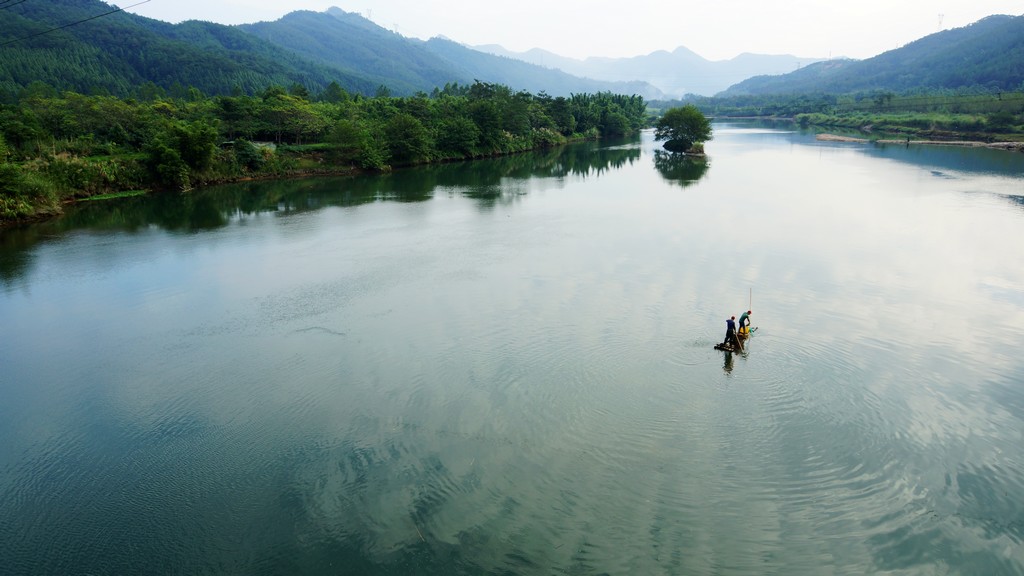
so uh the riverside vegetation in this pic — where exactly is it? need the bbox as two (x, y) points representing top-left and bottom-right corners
(0, 82), (647, 223)
(656, 90), (1024, 142)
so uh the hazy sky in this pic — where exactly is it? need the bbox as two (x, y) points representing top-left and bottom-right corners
(124, 0), (1022, 61)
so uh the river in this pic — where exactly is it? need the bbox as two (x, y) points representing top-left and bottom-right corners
(2, 123), (1023, 575)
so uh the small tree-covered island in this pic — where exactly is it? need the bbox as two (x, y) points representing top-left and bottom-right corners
(654, 105), (713, 154)
(0, 84), (648, 223)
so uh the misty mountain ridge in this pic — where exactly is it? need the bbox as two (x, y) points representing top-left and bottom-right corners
(721, 14), (1024, 96)
(0, 0), (663, 99)
(0, 1), (1020, 102)
(473, 44), (826, 97)
(239, 8), (665, 98)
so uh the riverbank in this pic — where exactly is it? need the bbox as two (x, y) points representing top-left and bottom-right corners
(0, 85), (649, 228)
(0, 136), (604, 229)
(0, 159), (361, 228)
(817, 133), (1024, 151)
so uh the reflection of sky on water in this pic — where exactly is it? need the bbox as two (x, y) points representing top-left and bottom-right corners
(2, 124), (1024, 575)
(695, 124), (1024, 468)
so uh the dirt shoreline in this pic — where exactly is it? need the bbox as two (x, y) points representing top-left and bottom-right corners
(816, 133), (1024, 151)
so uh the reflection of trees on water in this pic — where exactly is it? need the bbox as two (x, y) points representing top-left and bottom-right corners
(0, 228), (34, 288)
(0, 138), (645, 283)
(653, 150), (710, 188)
(449, 137), (642, 209)
(545, 137), (642, 179)
(867, 142), (1024, 176)
(1003, 194), (1024, 211)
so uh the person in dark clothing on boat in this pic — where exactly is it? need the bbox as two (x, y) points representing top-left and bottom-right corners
(738, 310), (751, 335)
(723, 316), (737, 347)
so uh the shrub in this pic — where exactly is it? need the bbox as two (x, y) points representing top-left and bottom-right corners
(384, 113), (432, 164)
(144, 139), (189, 190)
(0, 162), (58, 217)
(987, 111), (1016, 132)
(531, 127), (566, 148)
(233, 139), (264, 170)
(174, 120), (219, 171)
(435, 116), (480, 156)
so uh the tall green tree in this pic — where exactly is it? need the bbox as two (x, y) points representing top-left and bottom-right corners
(216, 96), (261, 140)
(435, 116), (480, 156)
(327, 118), (374, 166)
(319, 81), (350, 104)
(547, 96), (576, 135)
(469, 100), (502, 151)
(174, 120), (219, 171)
(654, 105), (712, 152)
(384, 113), (432, 164)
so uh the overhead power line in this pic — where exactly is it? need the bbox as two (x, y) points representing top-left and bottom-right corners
(0, 0), (32, 11)
(0, 0), (152, 47)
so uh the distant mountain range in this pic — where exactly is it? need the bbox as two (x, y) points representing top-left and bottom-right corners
(721, 14), (1024, 96)
(239, 8), (660, 98)
(0, 0), (369, 97)
(473, 45), (823, 97)
(0, 0), (661, 99)
(0, 1), (1021, 101)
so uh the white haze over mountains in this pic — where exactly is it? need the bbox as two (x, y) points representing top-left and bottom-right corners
(124, 1), (1022, 97)
(127, 0), (1019, 62)
(473, 45), (825, 97)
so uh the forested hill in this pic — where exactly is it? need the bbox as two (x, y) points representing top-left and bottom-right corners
(722, 15), (1024, 96)
(238, 8), (662, 99)
(420, 37), (659, 99)
(0, 0), (379, 99)
(237, 9), (463, 97)
(0, 0), (659, 100)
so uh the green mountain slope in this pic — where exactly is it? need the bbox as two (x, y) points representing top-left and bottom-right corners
(0, 0), (378, 98)
(723, 15), (1024, 95)
(240, 8), (661, 98)
(420, 37), (659, 98)
(238, 9), (464, 96)
(0, 1), (657, 100)
(8, 0), (1013, 102)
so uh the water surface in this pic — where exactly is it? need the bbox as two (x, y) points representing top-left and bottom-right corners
(2, 125), (1023, 575)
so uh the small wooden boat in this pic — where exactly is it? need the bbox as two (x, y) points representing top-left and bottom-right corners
(715, 327), (756, 351)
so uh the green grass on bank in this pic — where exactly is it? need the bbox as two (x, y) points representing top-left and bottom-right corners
(78, 190), (149, 201)
(796, 111), (1024, 141)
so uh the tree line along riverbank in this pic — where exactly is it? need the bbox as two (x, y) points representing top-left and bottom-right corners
(815, 133), (1024, 150)
(791, 91), (1024, 144)
(0, 82), (648, 225)
(652, 90), (1024, 145)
